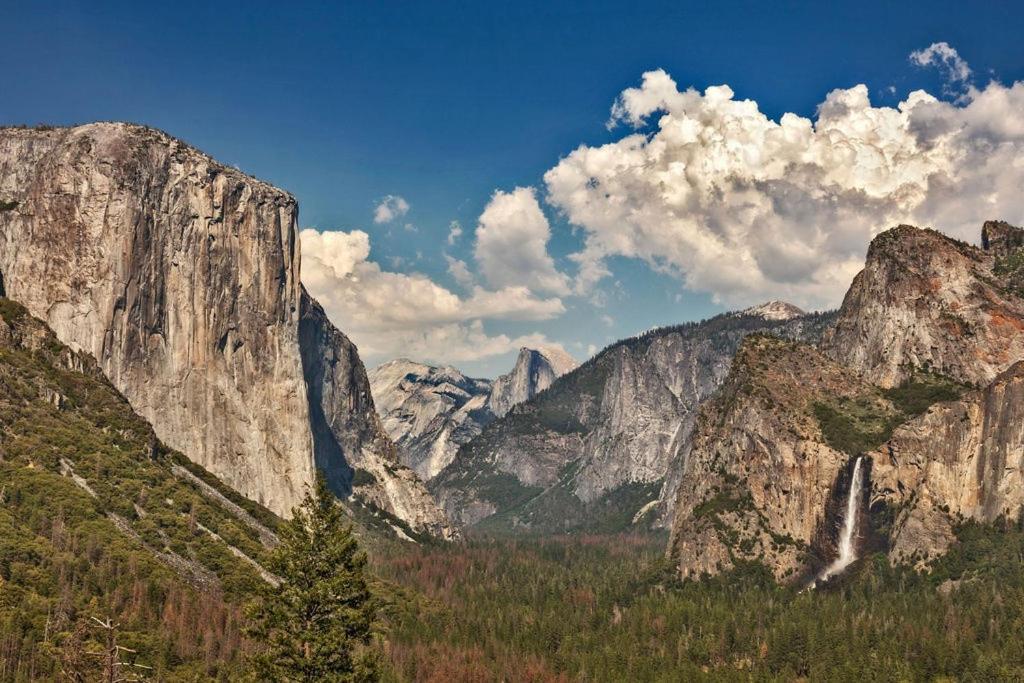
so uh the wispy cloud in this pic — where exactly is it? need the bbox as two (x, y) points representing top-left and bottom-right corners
(373, 195), (410, 224)
(910, 41), (972, 88)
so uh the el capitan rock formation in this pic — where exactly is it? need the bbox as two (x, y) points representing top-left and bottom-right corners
(0, 123), (451, 537)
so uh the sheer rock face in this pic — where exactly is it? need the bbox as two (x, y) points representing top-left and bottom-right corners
(0, 123), (451, 537)
(368, 359), (493, 480)
(486, 347), (578, 418)
(823, 223), (1024, 388)
(869, 361), (1024, 565)
(369, 347), (575, 484)
(666, 223), (1024, 581)
(432, 310), (835, 531)
(668, 337), (880, 582)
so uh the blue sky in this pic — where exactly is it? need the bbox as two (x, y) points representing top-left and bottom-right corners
(4, 1), (1024, 376)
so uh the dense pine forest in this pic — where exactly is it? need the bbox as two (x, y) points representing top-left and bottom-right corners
(375, 526), (1024, 682)
(4, 295), (1024, 682)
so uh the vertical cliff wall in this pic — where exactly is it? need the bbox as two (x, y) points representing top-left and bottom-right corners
(823, 224), (1024, 388)
(431, 309), (836, 532)
(0, 123), (450, 535)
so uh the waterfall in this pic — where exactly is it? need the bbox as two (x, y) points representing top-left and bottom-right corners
(818, 456), (865, 582)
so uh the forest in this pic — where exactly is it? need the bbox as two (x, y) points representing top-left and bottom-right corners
(4, 295), (1024, 681)
(375, 524), (1024, 681)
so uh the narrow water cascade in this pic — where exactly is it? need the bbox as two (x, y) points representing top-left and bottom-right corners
(819, 456), (865, 582)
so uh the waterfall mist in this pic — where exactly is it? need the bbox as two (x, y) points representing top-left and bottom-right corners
(819, 456), (865, 582)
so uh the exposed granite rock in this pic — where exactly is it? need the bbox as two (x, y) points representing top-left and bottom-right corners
(433, 309), (836, 532)
(369, 346), (575, 484)
(869, 361), (1024, 565)
(739, 301), (806, 321)
(299, 294), (454, 537)
(823, 224), (1024, 388)
(667, 222), (1024, 581)
(0, 123), (451, 537)
(667, 336), (885, 582)
(982, 220), (1024, 258)
(486, 346), (578, 418)
(368, 359), (493, 480)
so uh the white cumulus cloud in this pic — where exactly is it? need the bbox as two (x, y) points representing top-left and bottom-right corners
(544, 67), (1024, 309)
(475, 187), (570, 296)
(300, 228), (565, 364)
(373, 195), (410, 224)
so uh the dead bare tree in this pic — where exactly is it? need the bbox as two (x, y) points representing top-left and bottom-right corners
(83, 617), (152, 683)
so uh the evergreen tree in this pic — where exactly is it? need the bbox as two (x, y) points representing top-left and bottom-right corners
(248, 475), (379, 682)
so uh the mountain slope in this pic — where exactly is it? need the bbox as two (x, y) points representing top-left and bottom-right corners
(369, 347), (576, 482)
(486, 346), (578, 418)
(870, 360), (1024, 566)
(0, 297), (278, 678)
(0, 123), (450, 536)
(668, 222), (1024, 582)
(369, 360), (493, 480)
(667, 335), (898, 581)
(431, 307), (836, 532)
(823, 222), (1024, 387)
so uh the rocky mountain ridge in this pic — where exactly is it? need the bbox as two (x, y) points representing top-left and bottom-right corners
(823, 222), (1024, 388)
(0, 123), (451, 537)
(486, 346), (579, 418)
(430, 307), (837, 532)
(669, 222), (1024, 583)
(369, 359), (493, 481)
(369, 346), (577, 481)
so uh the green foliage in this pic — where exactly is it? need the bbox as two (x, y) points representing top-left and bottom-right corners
(350, 467), (376, 488)
(0, 199), (18, 211)
(0, 297), (27, 322)
(442, 465), (544, 513)
(471, 478), (663, 535)
(816, 371), (967, 456)
(883, 371), (967, 416)
(994, 248), (1024, 277)
(0, 300), (279, 679)
(248, 475), (379, 682)
(813, 398), (901, 456)
(994, 247), (1024, 297)
(377, 526), (1024, 681)
(691, 490), (754, 520)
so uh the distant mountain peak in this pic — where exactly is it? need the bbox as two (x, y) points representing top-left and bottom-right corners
(525, 345), (578, 377)
(488, 346), (578, 418)
(740, 301), (806, 321)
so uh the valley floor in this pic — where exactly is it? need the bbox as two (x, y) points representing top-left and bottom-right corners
(374, 526), (1024, 682)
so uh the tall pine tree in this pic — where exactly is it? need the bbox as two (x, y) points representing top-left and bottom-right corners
(248, 475), (379, 682)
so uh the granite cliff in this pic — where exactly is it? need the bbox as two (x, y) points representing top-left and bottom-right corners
(0, 123), (451, 537)
(824, 222), (1024, 388)
(431, 307), (836, 532)
(369, 346), (576, 482)
(869, 360), (1024, 566)
(486, 346), (578, 418)
(369, 359), (493, 481)
(668, 223), (1024, 582)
